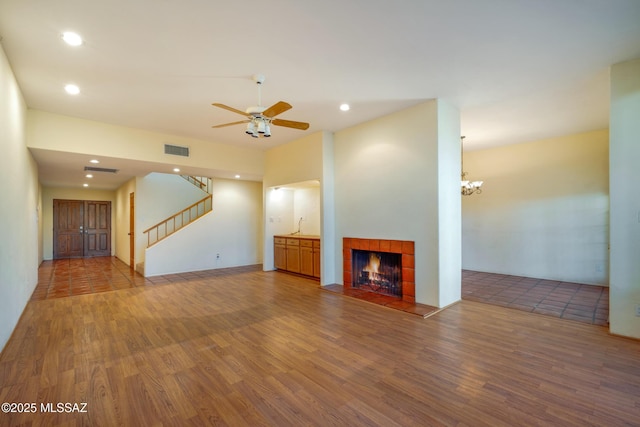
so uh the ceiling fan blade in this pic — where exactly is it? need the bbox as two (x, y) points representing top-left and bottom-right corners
(272, 118), (310, 130)
(262, 101), (292, 118)
(212, 120), (249, 128)
(212, 103), (248, 116)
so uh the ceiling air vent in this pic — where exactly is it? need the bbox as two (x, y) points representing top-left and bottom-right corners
(164, 144), (190, 157)
(84, 166), (119, 173)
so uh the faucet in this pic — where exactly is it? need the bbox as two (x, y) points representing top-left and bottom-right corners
(291, 217), (303, 235)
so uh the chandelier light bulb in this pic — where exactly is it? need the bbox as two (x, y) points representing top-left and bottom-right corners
(460, 136), (483, 196)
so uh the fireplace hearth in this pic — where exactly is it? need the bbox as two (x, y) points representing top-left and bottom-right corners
(343, 238), (415, 303)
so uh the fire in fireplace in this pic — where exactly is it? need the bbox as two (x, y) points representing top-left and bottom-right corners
(352, 249), (402, 297)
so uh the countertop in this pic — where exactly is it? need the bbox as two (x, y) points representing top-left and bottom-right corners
(274, 234), (320, 239)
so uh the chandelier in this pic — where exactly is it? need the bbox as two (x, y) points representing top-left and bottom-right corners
(461, 136), (483, 196)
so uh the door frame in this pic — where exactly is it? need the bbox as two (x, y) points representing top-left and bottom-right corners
(129, 192), (135, 267)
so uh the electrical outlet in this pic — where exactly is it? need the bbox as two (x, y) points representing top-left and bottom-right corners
(216, 253), (220, 259)
(635, 304), (640, 317)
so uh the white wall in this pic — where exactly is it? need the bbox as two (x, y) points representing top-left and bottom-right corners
(135, 173), (209, 265)
(266, 187), (295, 240)
(437, 101), (463, 307)
(0, 45), (40, 352)
(293, 187), (321, 235)
(609, 58), (640, 339)
(41, 187), (117, 260)
(334, 100), (461, 307)
(321, 133), (336, 284)
(144, 178), (263, 276)
(115, 178), (136, 265)
(462, 130), (609, 285)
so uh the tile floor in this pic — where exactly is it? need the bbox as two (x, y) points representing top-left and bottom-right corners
(462, 270), (609, 326)
(31, 257), (149, 300)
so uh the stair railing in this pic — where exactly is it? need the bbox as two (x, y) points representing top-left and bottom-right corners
(181, 175), (212, 194)
(143, 194), (212, 247)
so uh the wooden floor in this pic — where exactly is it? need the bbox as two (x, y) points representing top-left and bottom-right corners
(1, 265), (639, 426)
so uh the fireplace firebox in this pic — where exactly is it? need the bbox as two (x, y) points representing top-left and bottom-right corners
(352, 250), (402, 297)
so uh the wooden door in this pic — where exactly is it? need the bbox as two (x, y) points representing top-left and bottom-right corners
(53, 200), (84, 259)
(53, 199), (112, 259)
(84, 201), (111, 257)
(129, 192), (135, 267)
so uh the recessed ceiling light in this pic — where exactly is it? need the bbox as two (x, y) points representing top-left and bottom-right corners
(83, 183), (89, 187)
(173, 168), (180, 172)
(90, 159), (99, 164)
(235, 174), (241, 179)
(65, 84), (80, 95)
(61, 31), (83, 46)
(339, 103), (350, 111)
(85, 174), (93, 178)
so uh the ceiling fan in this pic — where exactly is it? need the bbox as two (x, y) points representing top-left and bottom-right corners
(212, 74), (310, 138)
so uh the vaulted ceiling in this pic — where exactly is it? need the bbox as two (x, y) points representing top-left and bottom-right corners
(1, 0), (639, 188)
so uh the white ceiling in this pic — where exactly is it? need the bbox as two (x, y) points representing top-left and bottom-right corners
(1, 0), (639, 189)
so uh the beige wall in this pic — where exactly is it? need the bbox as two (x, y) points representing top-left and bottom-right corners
(41, 187), (117, 260)
(26, 110), (265, 180)
(610, 58), (640, 339)
(462, 130), (609, 285)
(0, 45), (40, 352)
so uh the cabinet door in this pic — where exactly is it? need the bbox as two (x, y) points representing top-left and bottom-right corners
(300, 246), (314, 276)
(313, 243), (321, 278)
(286, 244), (301, 273)
(274, 244), (287, 270)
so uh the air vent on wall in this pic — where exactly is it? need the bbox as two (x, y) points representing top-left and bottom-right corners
(84, 166), (119, 173)
(164, 144), (190, 157)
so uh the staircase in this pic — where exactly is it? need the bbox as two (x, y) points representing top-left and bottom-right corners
(142, 194), (212, 247)
(138, 176), (213, 275)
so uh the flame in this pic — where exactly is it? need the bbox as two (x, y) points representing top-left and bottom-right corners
(363, 253), (381, 278)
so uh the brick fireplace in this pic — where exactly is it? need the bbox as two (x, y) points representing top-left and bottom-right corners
(343, 238), (415, 303)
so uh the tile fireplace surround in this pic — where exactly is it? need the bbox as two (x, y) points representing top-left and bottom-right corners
(343, 237), (415, 303)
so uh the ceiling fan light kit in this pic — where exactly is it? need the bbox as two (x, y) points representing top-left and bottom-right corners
(212, 74), (310, 138)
